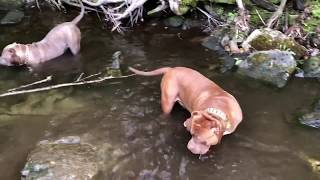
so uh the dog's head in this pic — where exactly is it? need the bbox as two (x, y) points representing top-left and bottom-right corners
(184, 110), (230, 154)
(0, 43), (22, 66)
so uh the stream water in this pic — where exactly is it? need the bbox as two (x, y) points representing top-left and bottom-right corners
(0, 7), (319, 180)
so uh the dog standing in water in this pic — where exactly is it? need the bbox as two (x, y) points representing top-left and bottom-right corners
(129, 67), (243, 155)
(0, 3), (84, 66)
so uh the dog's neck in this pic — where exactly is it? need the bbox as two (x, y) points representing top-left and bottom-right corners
(205, 107), (232, 133)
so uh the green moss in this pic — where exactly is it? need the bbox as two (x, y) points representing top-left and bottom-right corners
(181, 0), (198, 7)
(303, 1), (320, 33)
(250, 34), (307, 58)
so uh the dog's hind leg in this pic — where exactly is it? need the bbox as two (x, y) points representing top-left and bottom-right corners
(160, 74), (179, 115)
(68, 27), (81, 55)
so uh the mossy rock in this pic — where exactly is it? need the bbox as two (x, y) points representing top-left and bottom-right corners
(21, 138), (98, 180)
(237, 50), (297, 88)
(0, 89), (83, 119)
(303, 56), (320, 78)
(246, 29), (307, 59)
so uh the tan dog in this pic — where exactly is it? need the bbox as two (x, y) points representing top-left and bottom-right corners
(0, 4), (84, 66)
(129, 67), (243, 154)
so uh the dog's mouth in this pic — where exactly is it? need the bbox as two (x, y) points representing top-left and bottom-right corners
(187, 137), (210, 154)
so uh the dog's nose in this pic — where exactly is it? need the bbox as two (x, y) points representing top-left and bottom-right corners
(187, 138), (210, 155)
(0, 58), (11, 66)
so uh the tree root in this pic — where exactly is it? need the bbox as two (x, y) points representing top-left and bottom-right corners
(266, 0), (287, 29)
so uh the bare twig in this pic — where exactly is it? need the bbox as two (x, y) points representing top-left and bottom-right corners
(0, 74), (136, 98)
(7, 76), (52, 92)
(255, 9), (266, 26)
(78, 72), (102, 81)
(266, 0), (287, 28)
(75, 73), (85, 82)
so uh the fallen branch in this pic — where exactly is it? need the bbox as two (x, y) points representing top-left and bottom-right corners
(0, 74), (135, 98)
(7, 76), (52, 92)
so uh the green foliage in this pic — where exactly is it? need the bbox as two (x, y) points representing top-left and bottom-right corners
(311, 3), (320, 18)
(181, 0), (198, 7)
(226, 11), (237, 23)
(304, 1), (320, 33)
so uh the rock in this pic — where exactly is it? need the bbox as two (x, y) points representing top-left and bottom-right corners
(303, 56), (320, 78)
(163, 16), (184, 28)
(181, 19), (203, 30)
(309, 32), (320, 48)
(237, 50), (297, 88)
(299, 99), (320, 128)
(0, 0), (23, 11)
(0, 9), (24, 25)
(299, 112), (320, 128)
(242, 28), (308, 59)
(202, 35), (225, 53)
(21, 136), (99, 180)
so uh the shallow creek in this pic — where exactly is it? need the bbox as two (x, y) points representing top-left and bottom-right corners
(0, 7), (319, 180)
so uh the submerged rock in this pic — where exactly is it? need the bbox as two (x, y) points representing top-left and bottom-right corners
(163, 16), (184, 28)
(21, 136), (99, 180)
(242, 28), (307, 59)
(201, 31), (237, 71)
(0, 9), (24, 25)
(299, 100), (320, 128)
(303, 56), (320, 78)
(237, 50), (297, 88)
(299, 112), (320, 128)
(0, 89), (83, 118)
(0, 0), (23, 10)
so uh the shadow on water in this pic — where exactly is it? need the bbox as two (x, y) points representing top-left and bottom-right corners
(0, 7), (320, 180)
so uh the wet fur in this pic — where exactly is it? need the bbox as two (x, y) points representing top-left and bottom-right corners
(129, 66), (243, 154)
(0, 4), (84, 66)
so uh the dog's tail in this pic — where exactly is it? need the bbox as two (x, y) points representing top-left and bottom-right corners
(129, 67), (171, 76)
(71, 0), (85, 24)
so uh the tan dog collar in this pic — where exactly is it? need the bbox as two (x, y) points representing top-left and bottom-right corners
(206, 108), (232, 131)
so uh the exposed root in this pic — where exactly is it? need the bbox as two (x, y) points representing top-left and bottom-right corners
(235, 0), (249, 33)
(197, 7), (224, 31)
(147, 0), (167, 15)
(266, 0), (287, 29)
(44, 0), (148, 32)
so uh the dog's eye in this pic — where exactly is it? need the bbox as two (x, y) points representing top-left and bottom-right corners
(8, 48), (15, 53)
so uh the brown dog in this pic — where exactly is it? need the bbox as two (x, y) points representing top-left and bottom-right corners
(0, 4), (84, 66)
(129, 67), (243, 154)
